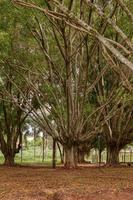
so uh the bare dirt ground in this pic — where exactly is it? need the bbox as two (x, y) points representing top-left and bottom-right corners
(0, 165), (133, 200)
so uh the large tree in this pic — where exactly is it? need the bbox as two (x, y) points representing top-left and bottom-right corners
(10, 0), (133, 168)
(0, 0), (131, 168)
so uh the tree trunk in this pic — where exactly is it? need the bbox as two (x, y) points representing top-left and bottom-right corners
(57, 142), (64, 164)
(78, 151), (85, 163)
(4, 154), (15, 166)
(98, 150), (102, 165)
(106, 146), (120, 166)
(52, 138), (56, 168)
(42, 132), (45, 163)
(64, 146), (77, 169)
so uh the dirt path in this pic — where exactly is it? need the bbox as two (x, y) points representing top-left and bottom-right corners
(0, 166), (133, 200)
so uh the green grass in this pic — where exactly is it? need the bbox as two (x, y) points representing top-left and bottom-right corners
(1, 147), (133, 165)
(0, 146), (61, 165)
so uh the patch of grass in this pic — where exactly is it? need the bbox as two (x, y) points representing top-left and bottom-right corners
(0, 146), (61, 166)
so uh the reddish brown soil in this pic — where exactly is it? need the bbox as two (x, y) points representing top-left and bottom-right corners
(0, 165), (133, 200)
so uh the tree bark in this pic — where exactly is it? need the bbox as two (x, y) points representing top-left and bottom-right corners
(4, 154), (15, 166)
(57, 142), (64, 164)
(42, 132), (45, 163)
(52, 138), (56, 168)
(106, 145), (120, 166)
(64, 146), (77, 169)
(78, 151), (85, 163)
(1, 136), (22, 166)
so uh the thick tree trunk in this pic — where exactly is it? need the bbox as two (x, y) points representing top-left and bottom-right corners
(106, 146), (120, 166)
(64, 146), (77, 169)
(1, 140), (21, 167)
(4, 154), (15, 166)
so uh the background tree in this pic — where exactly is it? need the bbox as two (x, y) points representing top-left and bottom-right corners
(0, 0), (38, 165)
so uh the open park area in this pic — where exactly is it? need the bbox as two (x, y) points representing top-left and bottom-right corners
(1, 166), (133, 200)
